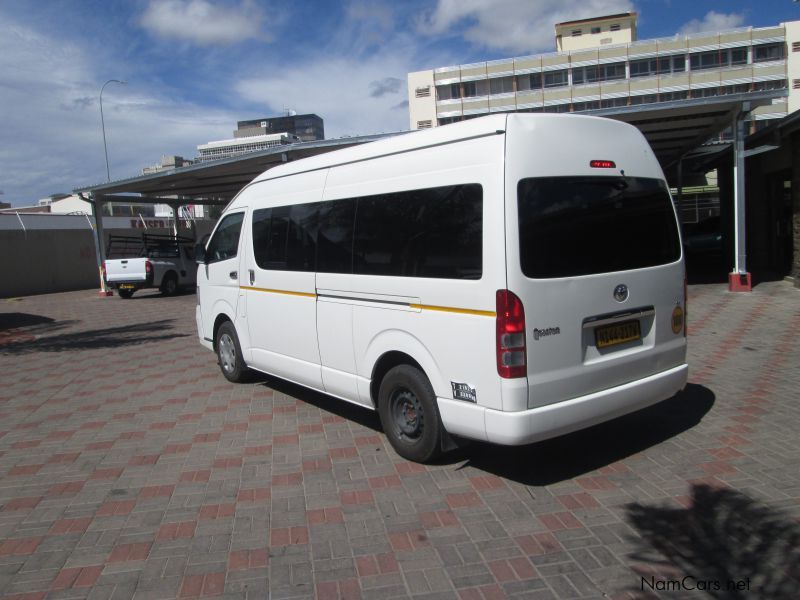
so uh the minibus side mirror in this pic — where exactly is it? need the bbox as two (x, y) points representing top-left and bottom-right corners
(195, 243), (207, 264)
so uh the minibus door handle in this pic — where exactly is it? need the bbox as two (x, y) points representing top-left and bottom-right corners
(229, 271), (237, 280)
(249, 269), (255, 285)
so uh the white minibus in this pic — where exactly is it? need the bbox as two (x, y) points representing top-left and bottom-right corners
(195, 113), (687, 462)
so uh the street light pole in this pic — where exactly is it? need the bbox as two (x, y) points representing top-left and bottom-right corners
(100, 79), (127, 182)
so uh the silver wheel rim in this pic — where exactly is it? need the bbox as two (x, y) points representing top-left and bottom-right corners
(218, 333), (236, 373)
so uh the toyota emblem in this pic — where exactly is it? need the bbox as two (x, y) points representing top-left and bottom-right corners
(613, 284), (629, 302)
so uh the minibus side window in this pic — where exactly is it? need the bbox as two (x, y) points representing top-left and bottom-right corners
(353, 184), (482, 279)
(252, 204), (319, 272)
(205, 212), (244, 263)
(317, 199), (355, 274)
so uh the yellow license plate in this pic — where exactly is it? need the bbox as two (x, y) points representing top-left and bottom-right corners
(119, 284), (136, 290)
(595, 319), (641, 348)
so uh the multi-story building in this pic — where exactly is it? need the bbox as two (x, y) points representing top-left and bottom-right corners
(235, 113), (324, 142)
(408, 13), (797, 133)
(196, 132), (300, 163)
(141, 155), (194, 176)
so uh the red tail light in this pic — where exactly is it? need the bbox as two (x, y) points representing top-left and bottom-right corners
(496, 290), (527, 378)
(145, 260), (152, 274)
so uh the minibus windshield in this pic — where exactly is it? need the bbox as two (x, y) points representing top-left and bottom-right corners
(517, 176), (681, 278)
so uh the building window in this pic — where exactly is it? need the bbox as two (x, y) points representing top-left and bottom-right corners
(610, 24), (621, 31)
(543, 70), (568, 88)
(572, 101), (600, 111)
(690, 50), (724, 70)
(730, 48), (748, 65)
(753, 43), (785, 62)
(489, 76), (515, 95)
(415, 86), (431, 98)
(435, 84), (460, 101)
(516, 72), (543, 91)
(573, 62), (626, 84)
(572, 29), (582, 37)
(600, 97), (629, 108)
(793, 41), (800, 52)
(631, 55), (685, 77)
(462, 80), (489, 97)
(591, 27), (601, 34)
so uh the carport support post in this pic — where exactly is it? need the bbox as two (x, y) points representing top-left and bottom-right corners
(729, 105), (752, 292)
(91, 194), (113, 297)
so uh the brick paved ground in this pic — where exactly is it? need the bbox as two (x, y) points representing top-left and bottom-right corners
(0, 282), (798, 599)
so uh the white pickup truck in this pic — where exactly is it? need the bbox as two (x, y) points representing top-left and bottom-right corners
(103, 234), (197, 299)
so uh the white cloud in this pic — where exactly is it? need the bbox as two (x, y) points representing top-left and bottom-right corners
(416, 0), (635, 54)
(0, 17), (234, 205)
(235, 55), (411, 139)
(679, 11), (745, 35)
(140, 0), (267, 46)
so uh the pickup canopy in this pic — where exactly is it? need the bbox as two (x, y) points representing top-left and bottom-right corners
(106, 234), (195, 259)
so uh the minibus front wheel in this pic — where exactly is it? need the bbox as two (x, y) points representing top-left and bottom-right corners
(378, 365), (442, 463)
(216, 321), (249, 383)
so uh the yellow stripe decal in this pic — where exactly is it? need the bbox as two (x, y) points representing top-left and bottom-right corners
(410, 303), (496, 317)
(242, 287), (492, 316)
(240, 286), (317, 299)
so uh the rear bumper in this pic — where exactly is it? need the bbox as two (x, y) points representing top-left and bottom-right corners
(438, 363), (688, 446)
(105, 272), (154, 289)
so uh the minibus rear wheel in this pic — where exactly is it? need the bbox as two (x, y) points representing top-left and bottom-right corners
(378, 365), (442, 463)
(216, 321), (249, 383)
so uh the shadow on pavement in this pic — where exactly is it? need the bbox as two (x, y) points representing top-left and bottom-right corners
(254, 375), (383, 433)
(0, 319), (189, 354)
(626, 484), (800, 598)
(452, 383), (715, 486)
(256, 371), (713, 484)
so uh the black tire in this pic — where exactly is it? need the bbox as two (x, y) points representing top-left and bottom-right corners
(378, 365), (443, 463)
(161, 273), (178, 296)
(216, 321), (249, 383)
(118, 289), (134, 299)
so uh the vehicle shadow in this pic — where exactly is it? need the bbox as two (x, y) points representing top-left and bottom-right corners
(253, 372), (713, 485)
(253, 374), (383, 432)
(114, 288), (196, 300)
(0, 319), (189, 355)
(624, 483), (800, 598)
(445, 383), (715, 486)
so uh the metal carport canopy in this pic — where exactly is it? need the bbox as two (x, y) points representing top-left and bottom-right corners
(73, 132), (399, 206)
(585, 89), (784, 172)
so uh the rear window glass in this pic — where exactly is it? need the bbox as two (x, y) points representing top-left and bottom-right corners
(517, 176), (681, 278)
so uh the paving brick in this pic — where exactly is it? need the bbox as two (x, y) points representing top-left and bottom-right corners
(1, 283), (799, 598)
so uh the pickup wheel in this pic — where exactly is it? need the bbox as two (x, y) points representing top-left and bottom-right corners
(378, 365), (443, 463)
(118, 289), (134, 299)
(160, 273), (178, 296)
(216, 321), (249, 383)
(161, 271), (178, 296)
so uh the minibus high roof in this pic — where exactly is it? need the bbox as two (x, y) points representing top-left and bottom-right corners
(251, 113), (635, 183)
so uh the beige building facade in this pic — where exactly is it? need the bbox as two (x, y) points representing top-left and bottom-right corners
(555, 12), (637, 52)
(408, 14), (795, 133)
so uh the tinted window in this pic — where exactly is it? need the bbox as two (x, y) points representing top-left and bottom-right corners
(353, 184), (482, 279)
(205, 212), (244, 263)
(317, 199), (355, 274)
(252, 204), (318, 271)
(517, 177), (680, 278)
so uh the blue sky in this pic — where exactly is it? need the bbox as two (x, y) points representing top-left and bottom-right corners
(1, 0), (798, 206)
